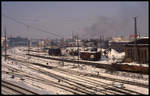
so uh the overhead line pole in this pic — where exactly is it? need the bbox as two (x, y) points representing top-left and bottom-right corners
(72, 30), (75, 66)
(133, 17), (138, 63)
(99, 32), (102, 52)
(4, 27), (7, 61)
(77, 34), (80, 67)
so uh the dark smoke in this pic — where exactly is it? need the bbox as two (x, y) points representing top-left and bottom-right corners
(84, 16), (121, 39)
(84, 2), (148, 39)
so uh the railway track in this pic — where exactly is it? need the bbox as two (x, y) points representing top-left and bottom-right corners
(2, 80), (39, 95)
(2, 70), (87, 94)
(2, 57), (100, 94)
(23, 55), (148, 80)
(3, 55), (148, 95)
(35, 67), (145, 95)
(27, 53), (148, 74)
(3, 59), (104, 94)
(6, 55), (148, 88)
(2, 49), (148, 94)
(2, 63), (106, 94)
(53, 67), (148, 88)
(2, 64), (142, 95)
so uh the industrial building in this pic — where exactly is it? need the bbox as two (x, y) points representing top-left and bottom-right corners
(124, 37), (149, 64)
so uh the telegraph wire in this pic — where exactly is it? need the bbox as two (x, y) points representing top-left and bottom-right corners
(2, 14), (63, 38)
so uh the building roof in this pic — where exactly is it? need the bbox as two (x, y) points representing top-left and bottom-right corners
(125, 38), (149, 47)
(8, 37), (28, 42)
(109, 36), (130, 43)
(128, 38), (149, 44)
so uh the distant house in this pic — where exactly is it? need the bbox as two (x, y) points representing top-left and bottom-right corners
(109, 37), (130, 52)
(109, 41), (129, 52)
(68, 39), (83, 47)
(124, 37), (149, 64)
(84, 41), (95, 47)
(1, 37), (8, 47)
(8, 36), (29, 47)
(30, 40), (39, 47)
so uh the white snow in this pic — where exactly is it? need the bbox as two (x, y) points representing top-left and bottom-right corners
(2, 46), (149, 95)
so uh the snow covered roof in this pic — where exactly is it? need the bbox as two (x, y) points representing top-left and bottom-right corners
(137, 36), (149, 39)
(127, 38), (149, 45)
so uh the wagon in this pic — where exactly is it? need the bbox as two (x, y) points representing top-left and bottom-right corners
(80, 51), (101, 61)
(48, 48), (61, 56)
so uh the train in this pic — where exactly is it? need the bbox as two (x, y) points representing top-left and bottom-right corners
(111, 63), (148, 74)
(48, 48), (62, 56)
(80, 51), (101, 61)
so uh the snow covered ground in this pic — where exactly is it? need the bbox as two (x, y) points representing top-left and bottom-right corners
(2, 46), (149, 95)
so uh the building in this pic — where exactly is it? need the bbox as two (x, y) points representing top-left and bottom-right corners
(1, 37), (8, 47)
(68, 39), (83, 47)
(30, 39), (39, 47)
(48, 47), (62, 56)
(124, 37), (149, 64)
(8, 36), (29, 47)
(109, 37), (130, 52)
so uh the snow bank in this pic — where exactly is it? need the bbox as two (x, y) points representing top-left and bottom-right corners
(121, 62), (148, 67)
(108, 49), (125, 59)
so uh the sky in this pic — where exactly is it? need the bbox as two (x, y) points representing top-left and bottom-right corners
(2, 1), (148, 39)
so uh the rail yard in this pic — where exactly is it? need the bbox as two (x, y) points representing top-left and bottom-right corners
(2, 46), (149, 95)
(2, 1), (149, 95)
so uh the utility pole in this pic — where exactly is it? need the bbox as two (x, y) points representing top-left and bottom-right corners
(72, 31), (73, 39)
(72, 31), (75, 66)
(37, 39), (39, 53)
(77, 34), (80, 67)
(102, 33), (104, 50)
(133, 17), (138, 62)
(4, 27), (7, 61)
(77, 35), (80, 66)
(133, 17), (143, 78)
(99, 32), (102, 52)
(28, 39), (31, 62)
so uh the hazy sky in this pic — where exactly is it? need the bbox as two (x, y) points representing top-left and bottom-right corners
(2, 2), (148, 39)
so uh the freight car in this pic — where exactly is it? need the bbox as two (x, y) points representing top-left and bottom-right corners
(80, 51), (101, 61)
(111, 63), (148, 74)
(48, 48), (61, 56)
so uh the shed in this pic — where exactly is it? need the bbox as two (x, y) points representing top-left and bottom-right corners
(124, 38), (149, 64)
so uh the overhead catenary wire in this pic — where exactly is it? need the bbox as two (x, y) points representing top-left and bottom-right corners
(3, 14), (66, 66)
(2, 14), (63, 38)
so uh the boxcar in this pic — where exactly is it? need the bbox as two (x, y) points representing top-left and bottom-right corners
(80, 51), (101, 61)
(48, 48), (61, 56)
